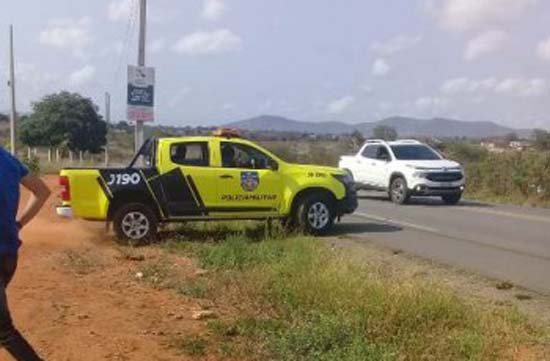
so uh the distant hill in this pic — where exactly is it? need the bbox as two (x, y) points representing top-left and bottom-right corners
(225, 115), (530, 138)
(225, 115), (350, 135)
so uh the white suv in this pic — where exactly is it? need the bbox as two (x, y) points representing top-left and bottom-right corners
(339, 139), (465, 204)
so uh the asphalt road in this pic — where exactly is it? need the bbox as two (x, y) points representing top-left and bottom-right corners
(336, 192), (550, 294)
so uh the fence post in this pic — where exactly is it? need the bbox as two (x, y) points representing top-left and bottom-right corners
(47, 148), (52, 162)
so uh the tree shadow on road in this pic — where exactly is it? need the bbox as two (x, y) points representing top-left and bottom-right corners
(150, 220), (402, 245)
(326, 222), (402, 236)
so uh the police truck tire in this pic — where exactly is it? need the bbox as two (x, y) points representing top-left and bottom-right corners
(113, 203), (158, 244)
(294, 193), (335, 236)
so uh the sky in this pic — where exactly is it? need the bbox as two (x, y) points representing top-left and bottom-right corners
(1, 0), (550, 129)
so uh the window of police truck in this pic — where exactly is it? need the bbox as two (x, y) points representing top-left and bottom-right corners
(131, 139), (155, 168)
(390, 145), (442, 160)
(221, 142), (275, 169)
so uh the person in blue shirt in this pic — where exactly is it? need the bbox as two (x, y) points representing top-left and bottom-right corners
(0, 146), (50, 360)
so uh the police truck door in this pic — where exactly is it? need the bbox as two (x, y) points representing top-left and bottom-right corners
(157, 140), (219, 218)
(215, 141), (282, 215)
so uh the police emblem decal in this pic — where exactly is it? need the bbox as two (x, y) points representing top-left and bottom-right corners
(241, 171), (260, 192)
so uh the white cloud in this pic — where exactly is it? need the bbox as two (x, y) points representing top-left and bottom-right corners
(441, 77), (547, 97)
(495, 78), (547, 97)
(372, 35), (422, 56)
(149, 38), (166, 53)
(202, 0), (226, 21)
(441, 77), (497, 94)
(415, 96), (449, 110)
(464, 30), (508, 61)
(108, 0), (131, 22)
(372, 58), (390, 76)
(436, 0), (537, 32)
(359, 84), (374, 94)
(39, 17), (92, 57)
(172, 29), (242, 55)
(0, 62), (62, 111)
(69, 65), (96, 86)
(536, 37), (550, 61)
(327, 95), (356, 114)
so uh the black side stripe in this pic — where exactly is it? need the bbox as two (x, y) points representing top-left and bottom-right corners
(186, 175), (208, 216)
(96, 177), (113, 200)
(207, 207), (276, 213)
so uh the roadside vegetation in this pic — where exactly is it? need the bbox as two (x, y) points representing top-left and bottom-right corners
(4, 111), (550, 207)
(442, 141), (550, 207)
(132, 222), (545, 360)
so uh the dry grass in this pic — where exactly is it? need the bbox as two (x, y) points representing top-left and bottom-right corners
(160, 223), (546, 361)
(59, 249), (105, 275)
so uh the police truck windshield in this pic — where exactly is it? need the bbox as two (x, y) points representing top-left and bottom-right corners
(390, 145), (441, 160)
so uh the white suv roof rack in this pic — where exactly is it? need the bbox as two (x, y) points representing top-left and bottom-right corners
(391, 139), (422, 144)
(363, 139), (422, 146)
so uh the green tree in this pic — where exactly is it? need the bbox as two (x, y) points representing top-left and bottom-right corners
(20, 92), (107, 153)
(533, 129), (550, 151)
(504, 132), (519, 143)
(349, 130), (365, 150)
(373, 125), (398, 141)
(0, 113), (8, 122)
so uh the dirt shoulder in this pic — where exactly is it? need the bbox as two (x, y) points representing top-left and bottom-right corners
(5, 176), (206, 360)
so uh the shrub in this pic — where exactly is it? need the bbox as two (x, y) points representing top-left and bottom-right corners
(22, 155), (41, 174)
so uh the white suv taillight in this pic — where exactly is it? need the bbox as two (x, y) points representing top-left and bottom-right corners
(59, 176), (71, 201)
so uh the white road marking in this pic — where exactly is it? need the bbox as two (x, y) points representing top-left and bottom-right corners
(354, 212), (439, 233)
(454, 206), (550, 224)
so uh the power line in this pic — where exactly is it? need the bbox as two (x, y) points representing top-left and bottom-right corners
(111, 0), (138, 89)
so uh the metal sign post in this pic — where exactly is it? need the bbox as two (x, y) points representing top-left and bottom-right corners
(104, 92), (111, 166)
(133, 0), (148, 153)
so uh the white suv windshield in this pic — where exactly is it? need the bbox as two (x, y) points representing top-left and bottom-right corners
(390, 145), (441, 160)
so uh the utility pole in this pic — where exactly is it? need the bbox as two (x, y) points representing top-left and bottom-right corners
(8, 25), (17, 155)
(135, 0), (147, 152)
(104, 92), (111, 166)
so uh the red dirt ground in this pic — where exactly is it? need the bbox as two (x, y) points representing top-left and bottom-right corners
(1, 176), (204, 360)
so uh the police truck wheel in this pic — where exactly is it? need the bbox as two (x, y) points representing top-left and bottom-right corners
(295, 193), (335, 235)
(113, 203), (158, 244)
(390, 177), (410, 205)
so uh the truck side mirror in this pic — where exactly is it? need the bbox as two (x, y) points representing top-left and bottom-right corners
(268, 159), (279, 171)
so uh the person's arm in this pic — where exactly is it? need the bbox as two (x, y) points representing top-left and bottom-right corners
(17, 175), (51, 229)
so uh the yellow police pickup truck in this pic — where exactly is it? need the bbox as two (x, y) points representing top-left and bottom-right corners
(56, 131), (357, 242)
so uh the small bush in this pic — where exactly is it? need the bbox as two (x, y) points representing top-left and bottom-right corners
(176, 278), (209, 298)
(197, 234), (286, 270)
(22, 155), (41, 174)
(174, 336), (208, 356)
(60, 249), (104, 275)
